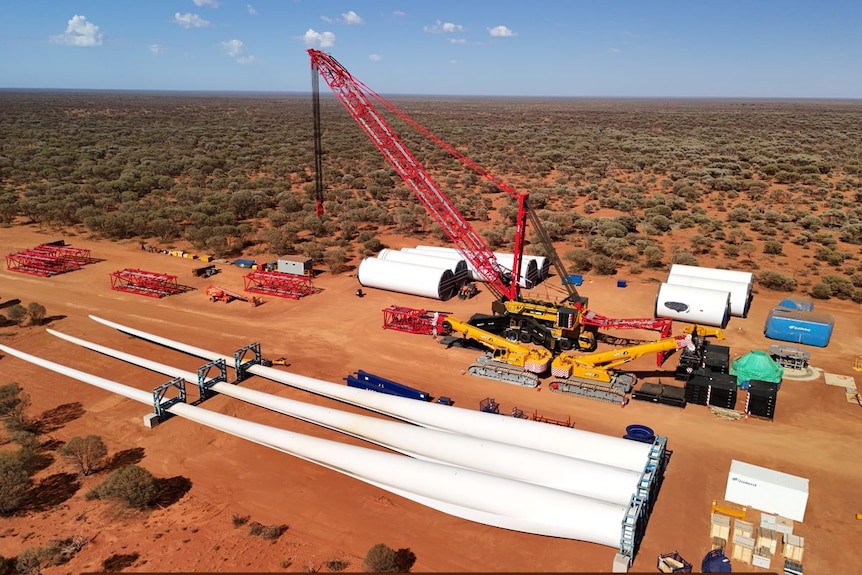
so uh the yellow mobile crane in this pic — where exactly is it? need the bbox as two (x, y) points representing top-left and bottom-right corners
(441, 316), (552, 388)
(548, 334), (696, 403)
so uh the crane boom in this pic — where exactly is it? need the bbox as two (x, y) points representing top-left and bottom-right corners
(309, 49), (523, 301)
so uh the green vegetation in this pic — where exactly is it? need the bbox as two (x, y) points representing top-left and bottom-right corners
(362, 543), (417, 573)
(88, 464), (158, 508)
(59, 435), (108, 476)
(2, 92), (861, 286)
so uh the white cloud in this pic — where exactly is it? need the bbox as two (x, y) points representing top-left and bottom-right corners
(448, 38), (466, 45)
(193, 0), (219, 7)
(221, 39), (256, 64)
(424, 20), (464, 34)
(393, 10), (406, 17)
(149, 43), (163, 55)
(174, 13), (211, 29)
(247, 4), (257, 16)
(321, 15), (334, 23)
(304, 28), (335, 48)
(51, 14), (103, 47)
(488, 25), (516, 37)
(342, 11), (362, 25)
(610, 48), (621, 54)
(369, 53), (381, 61)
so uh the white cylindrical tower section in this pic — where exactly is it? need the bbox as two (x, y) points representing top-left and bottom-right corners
(666, 273), (751, 317)
(413, 245), (537, 287)
(669, 264), (753, 288)
(358, 258), (457, 300)
(655, 282), (731, 327)
(378, 249), (468, 284)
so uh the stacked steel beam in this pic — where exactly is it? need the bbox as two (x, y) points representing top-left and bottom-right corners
(243, 271), (317, 300)
(109, 269), (182, 298)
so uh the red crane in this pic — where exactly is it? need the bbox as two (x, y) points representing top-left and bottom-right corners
(308, 48), (527, 302)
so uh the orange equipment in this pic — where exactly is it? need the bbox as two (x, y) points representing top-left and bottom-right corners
(206, 285), (262, 306)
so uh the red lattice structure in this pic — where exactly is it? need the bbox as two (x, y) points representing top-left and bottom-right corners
(6, 250), (82, 277)
(581, 310), (674, 366)
(28, 243), (92, 264)
(382, 305), (449, 335)
(109, 269), (182, 298)
(243, 271), (318, 300)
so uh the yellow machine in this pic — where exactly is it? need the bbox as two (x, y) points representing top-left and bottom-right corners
(493, 298), (597, 351)
(546, 334), (695, 403)
(442, 316), (552, 388)
(683, 325), (726, 340)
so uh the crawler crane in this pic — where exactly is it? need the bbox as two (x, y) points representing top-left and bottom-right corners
(309, 49), (672, 355)
(548, 334), (696, 403)
(441, 316), (551, 388)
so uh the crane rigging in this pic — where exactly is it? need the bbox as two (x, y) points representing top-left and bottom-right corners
(309, 48), (535, 303)
(309, 49), (668, 355)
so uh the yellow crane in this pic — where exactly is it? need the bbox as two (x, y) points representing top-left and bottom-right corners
(441, 316), (551, 388)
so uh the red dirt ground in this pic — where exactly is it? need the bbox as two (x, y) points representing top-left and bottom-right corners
(1, 225), (860, 573)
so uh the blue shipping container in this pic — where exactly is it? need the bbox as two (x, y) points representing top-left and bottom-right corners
(764, 307), (834, 347)
(777, 297), (814, 312)
(345, 370), (430, 401)
(232, 258), (256, 268)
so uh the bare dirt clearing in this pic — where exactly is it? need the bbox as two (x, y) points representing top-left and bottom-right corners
(1, 226), (861, 573)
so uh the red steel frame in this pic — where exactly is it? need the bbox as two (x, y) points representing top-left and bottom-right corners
(243, 271), (317, 300)
(6, 250), (82, 277)
(29, 243), (92, 264)
(109, 269), (181, 298)
(381, 305), (449, 335)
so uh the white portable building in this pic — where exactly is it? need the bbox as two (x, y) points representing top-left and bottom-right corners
(725, 460), (809, 522)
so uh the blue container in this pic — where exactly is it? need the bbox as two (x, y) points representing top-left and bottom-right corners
(616, 279), (627, 288)
(564, 274), (584, 286)
(777, 297), (814, 312)
(623, 424), (655, 443)
(764, 308), (834, 347)
(232, 258), (256, 268)
(345, 370), (430, 401)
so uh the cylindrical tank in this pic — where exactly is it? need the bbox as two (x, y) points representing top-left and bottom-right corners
(523, 255), (550, 280)
(412, 246), (537, 288)
(358, 258), (458, 300)
(378, 249), (469, 284)
(669, 264), (753, 289)
(655, 282), (731, 327)
(401, 248), (483, 282)
(666, 273), (751, 317)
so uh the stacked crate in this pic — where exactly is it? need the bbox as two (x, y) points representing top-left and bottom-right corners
(731, 519), (755, 564)
(709, 513), (730, 549)
(746, 379), (779, 419)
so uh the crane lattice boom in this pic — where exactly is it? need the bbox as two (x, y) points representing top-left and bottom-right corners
(309, 48), (525, 301)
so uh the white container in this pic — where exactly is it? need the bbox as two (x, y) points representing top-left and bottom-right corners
(655, 282), (731, 327)
(669, 264), (753, 289)
(377, 249), (468, 283)
(725, 460), (809, 522)
(358, 258), (458, 300)
(524, 255), (550, 280)
(666, 273), (751, 317)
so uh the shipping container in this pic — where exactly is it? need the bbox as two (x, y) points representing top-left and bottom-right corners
(345, 370), (431, 402)
(764, 308), (833, 347)
(232, 258), (256, 269)
(725, 460), (808, 522)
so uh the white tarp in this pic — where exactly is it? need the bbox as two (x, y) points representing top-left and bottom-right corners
(725, 460), (809, 522)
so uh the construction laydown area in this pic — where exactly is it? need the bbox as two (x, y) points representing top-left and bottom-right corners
(3, 228), (861, 574)
(1, 54), (861, 573)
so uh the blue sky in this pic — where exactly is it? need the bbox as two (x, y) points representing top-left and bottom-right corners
(1, 1), (860, 97)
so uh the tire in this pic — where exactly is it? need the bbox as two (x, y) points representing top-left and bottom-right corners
(559, 338), (573, 351)
(519, 331), (532, 344)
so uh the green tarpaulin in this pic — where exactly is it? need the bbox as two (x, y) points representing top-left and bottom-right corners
(730, 350), (784, 384)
